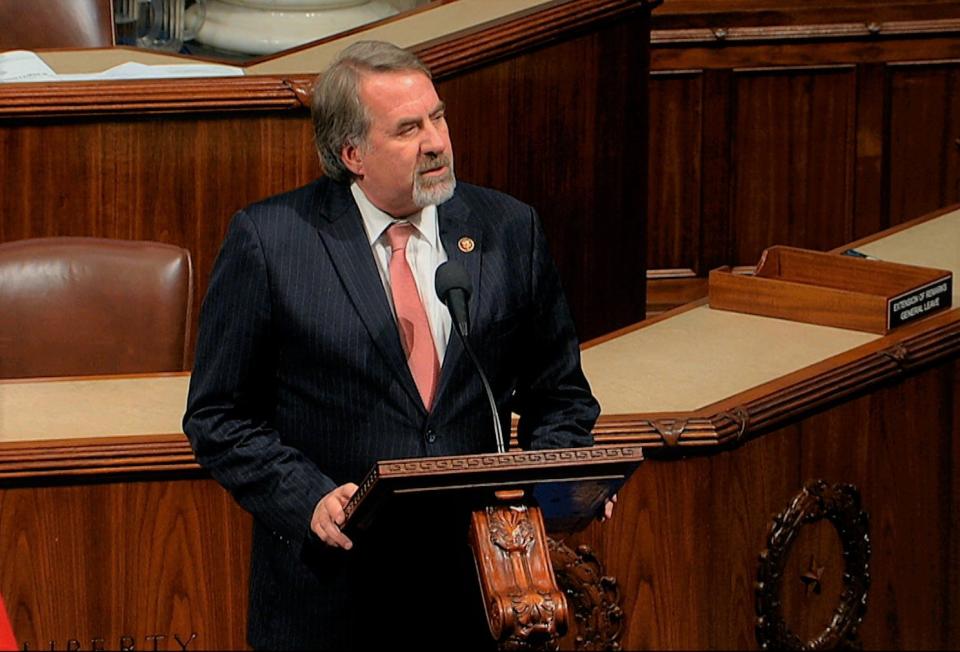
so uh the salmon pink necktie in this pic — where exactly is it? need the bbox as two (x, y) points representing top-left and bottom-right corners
(386, 223), (440, 409)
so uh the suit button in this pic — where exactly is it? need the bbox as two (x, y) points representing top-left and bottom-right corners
(426, 429), (437, 443)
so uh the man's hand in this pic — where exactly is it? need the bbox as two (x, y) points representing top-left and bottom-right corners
(600, 493), (617, 522)
(311, 482), (359, 550)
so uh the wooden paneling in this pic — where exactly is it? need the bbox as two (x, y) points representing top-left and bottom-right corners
(0, 477), (252, 651)
(0, 5), (651, 350)
(648, 71), (703, 272)
(0, 0), (113, 50)
(853, 62), (887, 239)
(699, 68), (735, 274)
(572, 354), (959, 649)
(645, 2), (960, 314)
(887, 62), (960, 225)
(441, 17), (649, 338)
(855, 364), (955, 648)
(950, 360), (960, 645)
(0, 115), (319, 347)
(729, 66), (857, 264)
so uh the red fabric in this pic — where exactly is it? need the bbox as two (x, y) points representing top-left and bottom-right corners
(0, 594), (15, 651)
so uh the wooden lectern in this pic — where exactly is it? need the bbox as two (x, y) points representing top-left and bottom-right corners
(342, 444), (643, 650)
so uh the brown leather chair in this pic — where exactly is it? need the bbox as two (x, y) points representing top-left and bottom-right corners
(0, 237), (193, 379)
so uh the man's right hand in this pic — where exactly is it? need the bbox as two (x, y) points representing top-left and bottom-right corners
(311, 483), (359, 550)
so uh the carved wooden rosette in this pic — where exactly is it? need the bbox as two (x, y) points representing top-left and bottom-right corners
(470, 499), (568, 651)
(756, 480), (871, 650)
(548, 539), (624, 651)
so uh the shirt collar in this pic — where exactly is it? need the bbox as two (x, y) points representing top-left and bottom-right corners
(351, 182), (439, 249)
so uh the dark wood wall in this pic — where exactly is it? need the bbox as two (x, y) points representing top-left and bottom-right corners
(0, 1), (651, 350)
(443, 20), (648, 342)
(646, 0), (960, 313)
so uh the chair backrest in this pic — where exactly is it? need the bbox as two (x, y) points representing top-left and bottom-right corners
(0, 237), (193, 379)
(0, 0), (114, 50)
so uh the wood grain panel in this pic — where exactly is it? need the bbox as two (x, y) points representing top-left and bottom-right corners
(569, 421), (801, 648)
(853, 62), (888, 239)
(569, 355), (958, 649)
(887, 62), (960, 225)
(699, 68), (735, 273)
(651, 0), (960, 30)
(0, 0), (113, 50)
(696, 431), (801, 648)
(0, 17), (650, 354)
(652, 37), (960, 71)
(0, 477), (251, 651)
(439, 15), (649, 339)
(730, 66), (857, 265)
(0, 114), (319, 361)
(645, 4), (960, 318)
(950, 360), (960, 646)
(795, 362), (958, 649)
(647, 71), (704, 272)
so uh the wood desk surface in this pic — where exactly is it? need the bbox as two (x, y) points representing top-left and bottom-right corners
(0, 373), (189, 444)
(581, 206), (959, 415)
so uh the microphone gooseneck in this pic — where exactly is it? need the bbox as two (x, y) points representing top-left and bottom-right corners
(435, 261), (505, 453)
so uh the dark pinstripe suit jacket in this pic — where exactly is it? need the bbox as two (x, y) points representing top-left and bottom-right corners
(183, 177), (599, 649)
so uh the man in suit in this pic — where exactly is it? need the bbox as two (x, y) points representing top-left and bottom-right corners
(183, 41), (599, 650)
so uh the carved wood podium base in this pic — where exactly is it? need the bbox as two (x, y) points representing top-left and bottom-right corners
(340, 446), (640, 649)
(470, 491), (568, 651)
(548, 540), (625, 651)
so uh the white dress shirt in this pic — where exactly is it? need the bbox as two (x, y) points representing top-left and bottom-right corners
(351, 182), (452, 364)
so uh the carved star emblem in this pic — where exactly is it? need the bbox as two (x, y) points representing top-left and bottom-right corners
(800, 555), (825, 596)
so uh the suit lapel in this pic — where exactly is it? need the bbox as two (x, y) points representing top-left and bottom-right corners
(312, 181), (425, 412)
(435, 192), (482, 406)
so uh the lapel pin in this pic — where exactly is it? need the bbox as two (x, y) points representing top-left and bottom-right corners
(458, 237), (475, 253)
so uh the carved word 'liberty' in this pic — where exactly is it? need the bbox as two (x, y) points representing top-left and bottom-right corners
(20, 632), (198, 651)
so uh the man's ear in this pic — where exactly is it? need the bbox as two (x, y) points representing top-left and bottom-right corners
(341, 142), (364, 177)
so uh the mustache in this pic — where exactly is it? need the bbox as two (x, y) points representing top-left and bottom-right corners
(416, 153), (452, 174)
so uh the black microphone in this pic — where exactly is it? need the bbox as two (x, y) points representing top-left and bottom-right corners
(435, 260), (472, 337)
(435, 261), (505, 453)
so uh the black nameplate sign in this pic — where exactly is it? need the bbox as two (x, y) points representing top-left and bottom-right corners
(887, 276), (953, 330)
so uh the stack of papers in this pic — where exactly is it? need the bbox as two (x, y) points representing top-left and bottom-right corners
(0, 50), (245, 83)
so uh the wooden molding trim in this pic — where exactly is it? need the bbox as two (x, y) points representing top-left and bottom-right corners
(593, 308), (960, 450)
(0, 434), (198, 479)
(0, 77), (309, 119)
(651, 18), (960, 46)
(0, 0), (657, 119)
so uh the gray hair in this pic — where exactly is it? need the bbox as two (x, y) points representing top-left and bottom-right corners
(311, 41), (432, 183)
